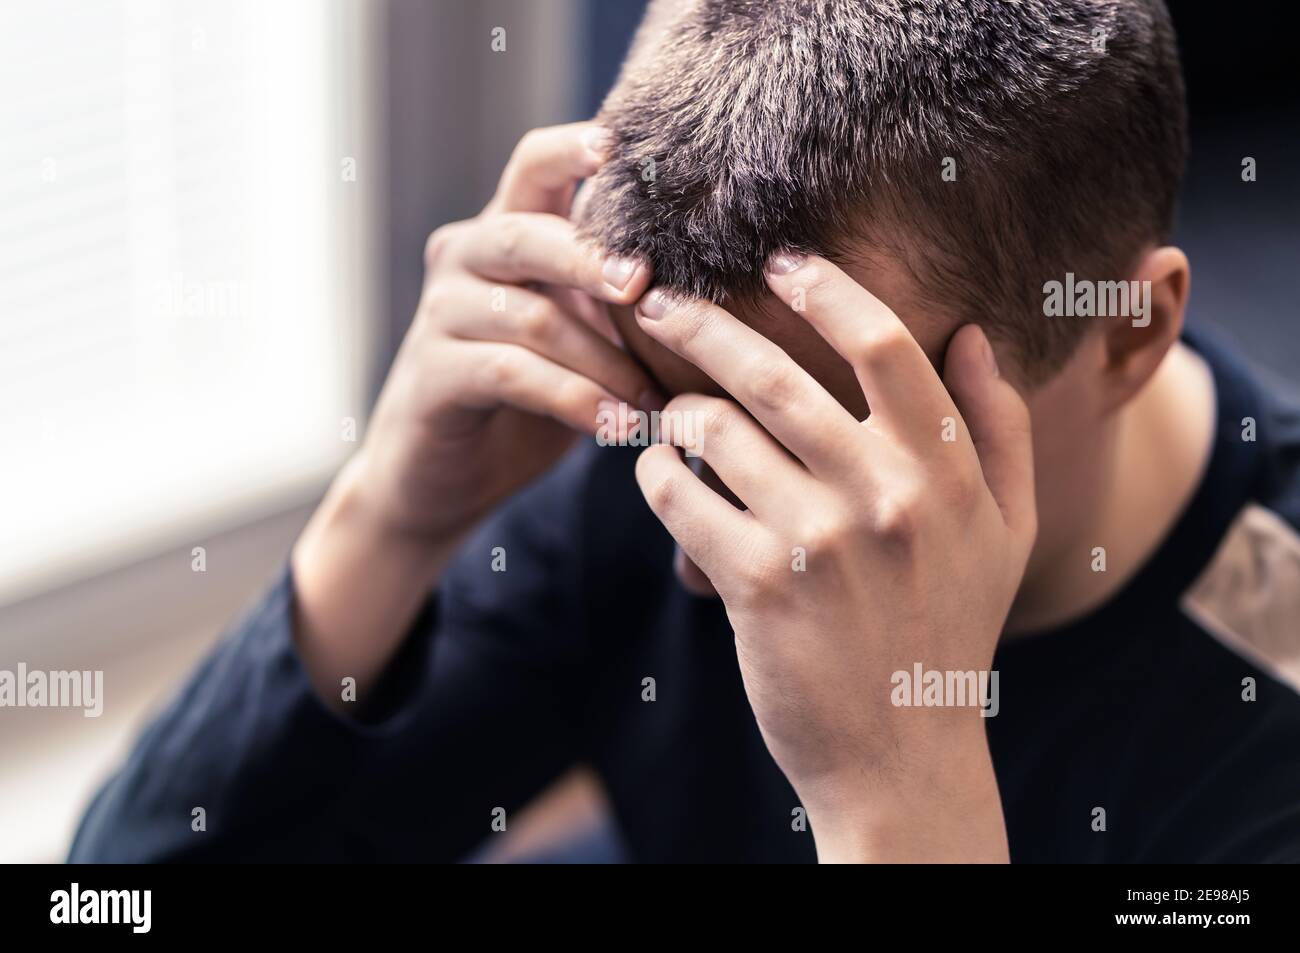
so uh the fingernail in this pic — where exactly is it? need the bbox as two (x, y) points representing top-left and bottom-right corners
(638, 290), (671, 321)
(582, 126), (613, 160)
(602, 256), (639, 291)
(639, 388), (666, 414)
(981, 330), (1000, 377)
(766, 249), (806, 275)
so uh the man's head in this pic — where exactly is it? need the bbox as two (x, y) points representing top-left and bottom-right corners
(577, 0), (1195, 599)
(579, 0), (1187, 396)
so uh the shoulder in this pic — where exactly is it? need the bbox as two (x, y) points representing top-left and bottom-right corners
(1153, 337), (1300, 860)
(1179, 346), (1300, 698)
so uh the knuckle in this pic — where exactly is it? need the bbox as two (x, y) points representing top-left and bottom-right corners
(513, 127), (545, 160)
(559, 377), (598, 418)
(871, 492), (921, 545)
(797, 513), (846, 555)
(423, 225), (458, 268)
(744, 359), (800, 415)
(696, 398), (740, 443)
(732, 549), (785, 604)
(419, 282), (454, 317)
(553, 374), (595, 415)
(495, 215), (526, 268)
(642, 472), (680, 514)
(647, 478), (677, 513)
(856, 325), (912, 370)
(479, 348), (522, 392)
(513, 298), (553, 342)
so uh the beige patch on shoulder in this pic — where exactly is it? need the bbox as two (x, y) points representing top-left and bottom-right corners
(1181, 503), (1300, 692)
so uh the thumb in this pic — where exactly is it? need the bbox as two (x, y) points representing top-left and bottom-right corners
(943, 324), (1037, 546)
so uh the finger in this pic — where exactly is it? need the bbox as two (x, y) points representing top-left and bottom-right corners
(942, 324), (1037, 545)
(635, 444), (762, 584)
(635, 291), (862, 475)
(457, 212), (650, 306)
(455, 340), (620, 436)
(655, 394), (809, 521)
(763, 251), (958, 445)
(543, 284), (620, 344)
(436, 278), (663, 409)
(489, 123), (610, 215)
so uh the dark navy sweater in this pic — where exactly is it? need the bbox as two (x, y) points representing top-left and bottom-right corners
(69, 328), (1300, 863)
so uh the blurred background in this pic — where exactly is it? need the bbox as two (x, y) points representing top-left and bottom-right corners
(0, 0), (1295, 863)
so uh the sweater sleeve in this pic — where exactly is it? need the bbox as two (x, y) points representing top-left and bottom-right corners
(68, 448), (601, 863)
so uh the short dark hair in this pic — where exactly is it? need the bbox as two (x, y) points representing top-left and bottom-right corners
(579, 0), (1187, 379)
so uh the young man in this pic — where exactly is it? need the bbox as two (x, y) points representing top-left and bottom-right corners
(71, 0), (1300, 862)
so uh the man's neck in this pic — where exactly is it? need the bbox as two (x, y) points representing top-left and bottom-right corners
(1004, 340), (1217, 638)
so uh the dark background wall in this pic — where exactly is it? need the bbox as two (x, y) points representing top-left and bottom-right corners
(1166, 2), (1299, 387)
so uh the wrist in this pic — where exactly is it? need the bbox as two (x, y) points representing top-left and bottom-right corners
(307, 453), (461, 582)
(290, 455), (462, 711)
(801, 733), (1008, 863)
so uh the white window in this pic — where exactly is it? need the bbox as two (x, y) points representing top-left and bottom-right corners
(0, 0), (377, 603)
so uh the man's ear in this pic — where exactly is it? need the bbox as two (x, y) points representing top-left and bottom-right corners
(1098, 245), (1190, 413)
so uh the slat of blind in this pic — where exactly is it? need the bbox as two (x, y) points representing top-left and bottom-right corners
(0, 0), (361, 604)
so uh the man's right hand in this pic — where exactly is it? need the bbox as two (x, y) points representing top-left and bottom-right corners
(290, 123), (656, 710)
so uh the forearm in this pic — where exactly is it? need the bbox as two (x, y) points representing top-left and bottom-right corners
(290, 453), (463, 713)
